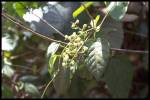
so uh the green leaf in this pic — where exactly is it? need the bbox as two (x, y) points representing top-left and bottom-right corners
(2, 84), (13, 98)
(24, 83), (40, 97)
(106, 2), (129, 21)
(2, 33), (19, 51)
(46, 42), (60, 58)
(2, 58), (15, 78)
(53, 67), (71, 95)
(13, 2), (26, 17)
(78, 63), (93, 80)
(86, 38), (110, 81)
(46, 42), (60, 76)
(103, 55), (134, 98)
(95, 14), (124, 48)
(48, 54), (58, 76)
(27, 2), (38, 9)
(4, 51), (12, 58)
(67, 72), (97, 98)
(73, 2), (94, 18)
(19, 75), (38, 83)
(104, 1), (109, 6)
(2, 2), (17, 17)
(2, 64), (15, 78)
(95, 15), (100, 25)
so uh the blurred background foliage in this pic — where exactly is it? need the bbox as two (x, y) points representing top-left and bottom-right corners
(1, 1), (149, 98)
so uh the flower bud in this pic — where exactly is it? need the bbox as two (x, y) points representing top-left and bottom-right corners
(83, 46), (88, 51)
(65, 48), (70, 53)
(62, 62), (67, 67)
(63, 54), (69, 61)
(75, 19), (79, 24)
(82, 24), (87, 30)
(70, 60), (75, 65)
(80, 41), (84, 45)
(71, 32), (77, 39)
(71, 23), (76, 28)
(75, 37), (81, 42)
(73, 43), (78, 46)
(65, 35), (69, 40)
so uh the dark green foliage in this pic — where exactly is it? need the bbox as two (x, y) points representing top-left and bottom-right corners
(86, 38), (110, 81)
(53, 67), (71, 96)
(104, 55), (134, 98)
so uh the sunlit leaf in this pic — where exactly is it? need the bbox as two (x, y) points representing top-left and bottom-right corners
(2, 58), (14, 78)
(48, 54), (58, 76)
(31, 2), (38, 8)
(46, 42), (60, 76)
(2, 2), (18, 17)
(104, 1), (109, 6)
(2, 33), (19, 51)
(2, 64), (14, 78)
(95, 15), (100, 25)
(15, 81), (24, 92)
(103, 55), (134, 98)
(4, 51), (12, 58)
(105, 2), (129, 21)
(24, 83), (40, 97)
(86, 38), (110, 81)
(46, 42), (60, 58)
(73, 2), (94, 18)
(13, 2), (26, 17)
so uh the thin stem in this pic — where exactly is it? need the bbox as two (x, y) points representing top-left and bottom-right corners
(19, 2), (65, 37)
(71, 35), (90, 60)
(30, 11), (65, 37)
(5, 63), (33, 71)
(41, 79), (54, 98)
(111, 48), (149, 54)
(41, 69), (59, 98)
(10, 51), (32, 60)
(2, 12), (67, 45)
(81, 2), (94, 27)
(97, 8), (109, 31)
(4, 10), (26, 26)
(85, 27), (94, 32)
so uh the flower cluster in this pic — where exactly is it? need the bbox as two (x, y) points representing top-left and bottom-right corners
(62, 32), (88, 67)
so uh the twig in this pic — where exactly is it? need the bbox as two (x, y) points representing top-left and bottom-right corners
(41, 79), (54, 98)
(20, 3), (65, 37)
(2, 12), (67, 45)
(71, 35), (90, 60)
(10, 51), (32, 60)
(111, 48), (149, 54)
(81, 2), (95, 28)
(4, 10), (26, 26)
(30, 11), (65, 38)
(97, 8), (109, 31)
(81, 2), (94, 20)
(5, 63), (33, 71)
(19, 3), (65, 37)
(41, 69), (59, 98)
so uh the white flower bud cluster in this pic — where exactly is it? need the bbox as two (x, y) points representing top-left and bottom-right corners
(62, 31), (88, 67)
